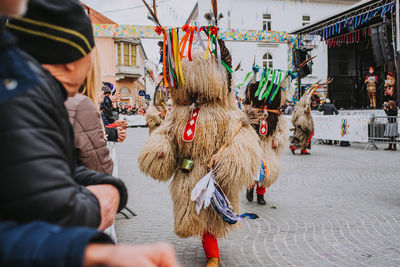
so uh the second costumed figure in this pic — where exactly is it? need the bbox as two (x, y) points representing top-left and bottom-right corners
(289, 86), (317, 155)
(145, 82), (171, 134)
(243, 73), (289, 205)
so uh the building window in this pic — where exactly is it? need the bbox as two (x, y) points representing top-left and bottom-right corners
(302, 15), (311, 26)
(262, 13), (271, 31)
(116, 43), (137, 66)
(123, 44), (130, 66)
(120, 87), (131, 96)
(130, 45), (137, 66)
(263, 53), (273, 68)
(117, 43), (121, 65)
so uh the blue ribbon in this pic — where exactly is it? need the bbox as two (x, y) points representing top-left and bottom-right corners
(354, 16), (358, 29)
(373, 7), (381, 17)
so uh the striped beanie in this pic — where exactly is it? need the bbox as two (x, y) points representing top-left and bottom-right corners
(7, 0), (94, 64)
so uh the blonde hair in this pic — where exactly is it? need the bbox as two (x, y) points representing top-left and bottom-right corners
(81, 46), (100, 105)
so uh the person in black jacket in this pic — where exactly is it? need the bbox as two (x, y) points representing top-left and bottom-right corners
(383, 100), (398, 151)
(318, 98), (339, 115)
(318, 98), (339, 145)
(2, 0), (127, 229)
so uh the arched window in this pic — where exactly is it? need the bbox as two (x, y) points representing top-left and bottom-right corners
(263, 53), (273, 68)
(120, 87), (131, 96)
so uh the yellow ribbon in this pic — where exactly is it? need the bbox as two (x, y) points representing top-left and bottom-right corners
(205, 35), (211, 60)
(173, 29), (185, 86)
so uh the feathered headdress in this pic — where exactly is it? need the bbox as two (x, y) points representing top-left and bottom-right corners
(141, 0), (233, 92)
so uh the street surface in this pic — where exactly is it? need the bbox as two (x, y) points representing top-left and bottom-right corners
(115, 128), (400, 267)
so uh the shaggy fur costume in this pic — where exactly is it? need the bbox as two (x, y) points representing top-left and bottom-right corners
(145, 106), (163, 134)
(146, 83), (170, 134)
(244, 81), (288, 188)
(138, 50), (261, 238)
(290, 92), (314, 151)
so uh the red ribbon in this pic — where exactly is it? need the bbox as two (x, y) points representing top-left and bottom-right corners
(209, 26), (219, 36)
(188, 27), (195, 61)
(155, 26), (163, 35)
(182, 24), (190, 33)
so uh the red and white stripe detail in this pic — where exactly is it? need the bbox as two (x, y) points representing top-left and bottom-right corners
(259, 118), (267, 136)
(182, 108), (200, 142)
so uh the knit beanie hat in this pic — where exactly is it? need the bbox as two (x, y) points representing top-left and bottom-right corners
(7, 0), (94, 64)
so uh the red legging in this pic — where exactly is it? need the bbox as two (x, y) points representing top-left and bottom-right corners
(249, 183), (266, 195)
(202, 232), (219, 259)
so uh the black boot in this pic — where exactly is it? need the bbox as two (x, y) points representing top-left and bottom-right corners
(246, 187), (254, 202)
(385, 144), (392, 150)
(257, 194), (266, 205)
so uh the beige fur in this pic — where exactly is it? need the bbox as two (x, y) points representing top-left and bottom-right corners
(259, 116), (288, 188)
(138, 50), (261, 238)
(290, 92), (314, 150)
(145, 106), (163, 134)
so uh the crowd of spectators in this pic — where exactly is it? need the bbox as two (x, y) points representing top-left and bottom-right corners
(117, 104), (148, 116)
(0, 0), (178, 266)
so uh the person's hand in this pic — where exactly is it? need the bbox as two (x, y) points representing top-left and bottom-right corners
(115, 119), (128, 129)
(86, 185), (120, 230)
(110, 93), (121, 103)
(84, 243), (180, 267)
(99, 91), (105, 104)
(117, 128), (127, 142)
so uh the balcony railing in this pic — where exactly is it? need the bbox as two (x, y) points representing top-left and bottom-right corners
(115, 65), (143, 78)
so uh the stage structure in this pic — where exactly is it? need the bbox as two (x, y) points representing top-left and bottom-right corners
(292, 0), (398, 109)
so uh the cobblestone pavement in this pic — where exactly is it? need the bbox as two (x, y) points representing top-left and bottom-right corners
(115, 128), (400, 267)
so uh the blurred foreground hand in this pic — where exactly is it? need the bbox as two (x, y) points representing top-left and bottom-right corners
(84, 243), (180, 267)
(86, 184), (120, 230)
(117, 128), (127, 142)
(110, 93), (121, 103)
(115, 119), (129, 129)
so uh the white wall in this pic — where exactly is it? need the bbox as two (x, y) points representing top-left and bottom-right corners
(197, 0), (356, 32)
(227, 41), (289, 88)
(193, 0), (357, 96)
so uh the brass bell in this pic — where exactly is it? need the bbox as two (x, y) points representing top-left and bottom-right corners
(180, 159), (194, 173)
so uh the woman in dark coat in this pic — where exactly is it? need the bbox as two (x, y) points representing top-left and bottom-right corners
(383, 100), (398, 151)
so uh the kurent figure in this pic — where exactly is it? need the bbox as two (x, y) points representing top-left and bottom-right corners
(139, 44), (261, 265)
(244, 80), (289, 205)
(289, 86), (317, 155)
(145, 83), (171, 134)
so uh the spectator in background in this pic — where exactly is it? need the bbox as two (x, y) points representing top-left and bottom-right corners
(100, 83), (116, 125)
(318, 98), (339, 145)
(65, 47), (113, 175)
(311, 100), (318, 110)
(318, 98), (338, 115)
(100, 83), (127, 143)
(3, 0), (127, 229)
(284, 101), (295, 115)
(383, 100), (398, 151)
